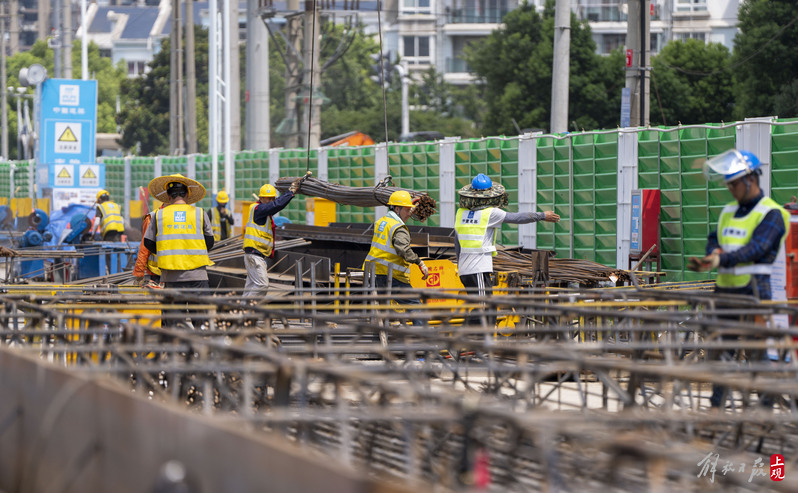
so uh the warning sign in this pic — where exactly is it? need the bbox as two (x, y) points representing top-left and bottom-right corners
(54, 164), (74, 186)
(79, 164), (100, 187)
(54, 122), (81, 154)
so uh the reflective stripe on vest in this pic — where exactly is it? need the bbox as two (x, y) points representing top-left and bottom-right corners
(716, 197), (789, 288)
(362, 215), (411, 283)
(155, 205), (212, 271)
(242, 204), (274, 257)
(98, 201), (125, 236)
(455, 207), (497, 256)
(211, 207), (231, 241)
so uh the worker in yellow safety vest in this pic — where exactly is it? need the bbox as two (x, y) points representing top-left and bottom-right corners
(363, 190), (430, 303)
(454, 174), (559, 324)
(242, 179), (301, 297)
(143, 173), (214, 290)
(211, 191), (235, 241)
(688, 149), (790, 410)
(95, 189), (125, 241)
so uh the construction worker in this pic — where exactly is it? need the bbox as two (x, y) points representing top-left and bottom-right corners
(133, 204), (164, 287)
(454, 174), (559, 324)
(243, 179), (302, 297)
(95, 189), (125, 242)
(143, 174), (214, 327)
(211, 191), (235, 241)
(688, 149), (790, 409)
(362, 190), (430, 319)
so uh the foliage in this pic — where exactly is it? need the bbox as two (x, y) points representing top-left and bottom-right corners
(118, 27), (211, 155)
(3, 40), (126, 158)
(733, 0), (798, 119)
(464, 0), (622, 135)
(650, 39), (734, 125)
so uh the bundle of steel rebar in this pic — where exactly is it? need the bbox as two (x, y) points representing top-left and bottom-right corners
(491, 250), (626, 285)
(274, 176), (437, 221)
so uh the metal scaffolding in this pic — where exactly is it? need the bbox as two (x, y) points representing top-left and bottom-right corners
(1, 281), (797, 491)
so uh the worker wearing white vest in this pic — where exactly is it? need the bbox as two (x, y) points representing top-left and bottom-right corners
(243, 179), (302, 297)
(454, 174), (559, 324)
(688, 149), (789, 410)
(95, 189), (125, 241)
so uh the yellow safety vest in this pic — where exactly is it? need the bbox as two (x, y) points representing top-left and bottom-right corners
(211, 207), (232, 241)
(98, 201), (125, 236)
(716, 197), (789, 288)
(363, 214), (411, 283)
(242, 204), (274, 257)
(455, 207), (497, 257)
(155, 204), (213, 271)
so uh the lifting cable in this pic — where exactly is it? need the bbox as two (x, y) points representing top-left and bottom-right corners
(304, 0), (319, 174)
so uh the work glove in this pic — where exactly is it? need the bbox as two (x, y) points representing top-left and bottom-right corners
(687, 252), (720, 272)
(419, 261), (429, 280)
(134, 276), (146, 287)
(289, 178), (302, 194)
(543, 211), (560, 222)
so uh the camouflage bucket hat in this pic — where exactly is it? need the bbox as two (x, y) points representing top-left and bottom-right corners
(458, 182), (506, 199)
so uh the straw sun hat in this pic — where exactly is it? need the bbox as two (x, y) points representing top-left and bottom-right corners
(148, 174), (206, 205)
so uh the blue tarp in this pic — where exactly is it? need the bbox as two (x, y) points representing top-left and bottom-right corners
(45, 204), (96, 247)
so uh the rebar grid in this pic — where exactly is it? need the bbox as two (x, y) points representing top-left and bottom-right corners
(1, 284), (797, 491)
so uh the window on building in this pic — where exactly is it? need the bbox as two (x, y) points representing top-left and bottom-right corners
(403, 36), (431, 64)
(127, 61), (147, 76)
(674, 32), (706, 43)
(402, 0), (431, 14)
(602, 34), (625, 55)
(676, 0), (707, 12)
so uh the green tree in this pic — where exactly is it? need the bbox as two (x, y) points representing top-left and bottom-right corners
(118, 27), (212, 155)
(733, 0), (798, 119)
(4, 40), (126, 158)
(649, 39), (734, 125)
(464, 0), (623, 135)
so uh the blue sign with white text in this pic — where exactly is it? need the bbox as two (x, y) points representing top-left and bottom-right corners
(38, 79), (100, 188)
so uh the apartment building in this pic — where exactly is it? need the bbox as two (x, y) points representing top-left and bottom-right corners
(386, 0), (741, 85)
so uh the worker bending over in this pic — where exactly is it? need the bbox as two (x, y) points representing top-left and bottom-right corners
(212, 191), (235, 241)
(454, 174), (559, 324)
(243, 178), (302, 297)
(95, 189), (125, 242)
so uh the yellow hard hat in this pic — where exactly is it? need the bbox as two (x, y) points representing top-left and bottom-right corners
(216, 191), (229, 204)
(259, 184), (277, 198)
(96, 189), (109, 201)
(388, 190), (414, 208)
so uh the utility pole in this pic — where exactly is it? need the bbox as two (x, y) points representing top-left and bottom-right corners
(53, 0), (62, 78)
(185, 0), (198, 153)
(170, 0), (184, 154)
(9, 0), (19, 55)
(301, 1), (321, 150)
(1, 4), (8, 160)
(284, 1), (301, 148)
(245, 0), (269, 151)
(550, 0), (570, 134)
(229, 0), (241, 151)
(63, 0), (72, 79)
(625, 0), (650, 127)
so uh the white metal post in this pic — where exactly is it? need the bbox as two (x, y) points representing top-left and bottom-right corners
(518, 133), (540, 249)
(209, 0), (218, 195)
(616, 129), (639, 270)
(81, 0), (88, 79)
(223, 0), (234, 203)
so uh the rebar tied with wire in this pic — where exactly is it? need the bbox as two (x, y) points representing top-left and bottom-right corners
(275, 176), (437, 221)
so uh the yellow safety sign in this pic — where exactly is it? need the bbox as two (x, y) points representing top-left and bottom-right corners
(82, 167), (97, 179)
(58, 126), (78, 142)
(57, 167), (71, 178)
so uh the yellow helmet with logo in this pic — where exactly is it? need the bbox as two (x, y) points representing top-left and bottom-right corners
(259, 184), (277, 198)
(96, 189), (109, 201)
(216, 191), (229, 204)
(388, 190), (414, 208)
